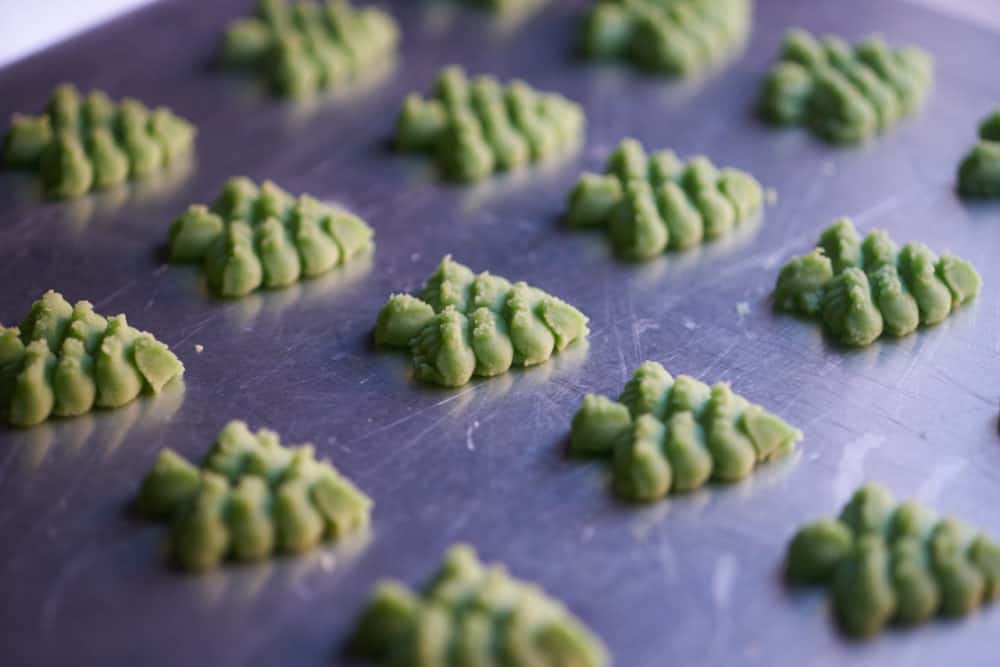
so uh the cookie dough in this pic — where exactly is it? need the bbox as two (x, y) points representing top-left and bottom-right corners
(569, 361), (801, 502)
(581, 0), (751, 75)
(136, 420), (371, 571)
(774, 217), (979, 346)
(566, 138), (764, 260)
(222, 0), (399, 98)
(759, 29), (933, 143)
(395, 66), (584, 182)
(958, 110), (1000, 198)
(1, 84), (195, 199)
(786, 484), (1000, 637)
(0, 291), (184, 427)
(351, 544), (608, 666)
(168, 177), (374, 298)
(375, 256), (589, 387)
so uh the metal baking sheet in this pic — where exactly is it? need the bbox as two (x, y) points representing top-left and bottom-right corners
(2, 1), (999, 665)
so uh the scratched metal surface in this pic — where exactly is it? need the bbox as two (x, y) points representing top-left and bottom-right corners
(0, 1), (999, 665)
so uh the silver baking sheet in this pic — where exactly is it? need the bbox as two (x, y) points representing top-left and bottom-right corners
(1, 1), (1000, 665)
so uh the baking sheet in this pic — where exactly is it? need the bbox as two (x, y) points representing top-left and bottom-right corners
(1, 1), (1000, 665)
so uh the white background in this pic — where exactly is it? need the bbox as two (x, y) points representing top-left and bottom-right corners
(0, 0), (157, 67)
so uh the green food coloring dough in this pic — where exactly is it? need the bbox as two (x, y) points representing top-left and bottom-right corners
(375, 256), (589, 387)
(168, 177), (374, 298)
(569, 361), (801, 503)
(786, 484), (1000, 638)
(958, 110), (1000, 198)
(351, 544), (608, 667)
(395, 65), (585, 182)
(222, 0), (399, 98)
(774, 217), (980, 346)
(136, 420), (371, 571)
(759, 28), (933, 143)
(581, 0), (751, 75)
(0, 290), (184, 428)
(1, 84), (195, 199)
(566, 138), (764, 260)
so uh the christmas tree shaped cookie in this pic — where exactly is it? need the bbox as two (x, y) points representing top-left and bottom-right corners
(2, 84), (195, 199)
(958, 110), (1000, 198)
(569, 361), (801, 502)
(566, 138), (764, 260)
(0, 291), (185, 427)
(136, 420), (371, 571)
(375, 256), (589, 387)
(759, 28), (933, 143)
(395, 66), (585, 182)
(786, 484), (1000, 637)
(774, 218), (979, 346)
(168, 177), (374, 298)
(222, 0), (399, 98)
(581, 0), (751, 75)
(351, 544), (609, 666)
